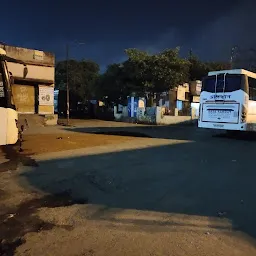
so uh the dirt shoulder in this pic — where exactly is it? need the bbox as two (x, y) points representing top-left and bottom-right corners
(1, 132), (136, 157)
(0, 131), (139, 255)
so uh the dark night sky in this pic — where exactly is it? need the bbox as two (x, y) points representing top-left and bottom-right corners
(1, 0), (254, 68)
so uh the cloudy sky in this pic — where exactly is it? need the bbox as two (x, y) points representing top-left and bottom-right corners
(1, 0), (254, 68)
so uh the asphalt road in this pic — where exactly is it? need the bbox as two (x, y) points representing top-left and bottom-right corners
(2, 121), (256, 256)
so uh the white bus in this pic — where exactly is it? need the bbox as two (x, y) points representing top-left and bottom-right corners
(0, 48), (19, 145)
(198, 69), (256, 132)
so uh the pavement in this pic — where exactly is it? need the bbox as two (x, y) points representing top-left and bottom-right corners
(1, 120), (256, 256)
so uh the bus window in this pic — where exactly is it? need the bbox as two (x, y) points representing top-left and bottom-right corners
(0, 72), (7, 107)
(248, 77), (256, 100)
(202, 74), (243, 93)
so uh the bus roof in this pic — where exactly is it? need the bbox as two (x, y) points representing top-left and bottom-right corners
(208, 69), (256, 79)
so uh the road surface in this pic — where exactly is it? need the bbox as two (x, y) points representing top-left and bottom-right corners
(1, 121), (256, 256)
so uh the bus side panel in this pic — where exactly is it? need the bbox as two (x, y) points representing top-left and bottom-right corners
(247, 100), (256, 123)
(0, 107), (8, 145)
(6, 108), (18, 145)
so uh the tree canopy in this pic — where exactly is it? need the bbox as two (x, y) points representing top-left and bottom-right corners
(55, 59), (100, 101)
(188, 52), (231, 80)
(55, 47), (231, 105)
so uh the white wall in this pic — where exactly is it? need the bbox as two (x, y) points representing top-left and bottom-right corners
(156, 107), (196, 125)
(114, 106), (128, 120)
(114, 105), (197, 125)
(157, 115), (192, 125)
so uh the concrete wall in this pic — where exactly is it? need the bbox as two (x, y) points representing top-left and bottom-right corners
(155, 107), (191, 125)
(137, 107), (156, 124)
(114, 106), (128, 121)
(39, 105), (55, 115)
(0, 44), (54, 67)
(114, 105), (197, 125)
(7, 62), (54, 83)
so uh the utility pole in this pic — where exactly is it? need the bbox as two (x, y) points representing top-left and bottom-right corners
(65, 41), (85, 126)
(66, 44), (69, 126)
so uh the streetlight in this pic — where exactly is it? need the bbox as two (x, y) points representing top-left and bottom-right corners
(66, 42), (85, 125)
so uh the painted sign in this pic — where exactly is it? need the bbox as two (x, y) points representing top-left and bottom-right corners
(33, 50), (44, 60)
(128, 97), (139, 117)
(39, 86), (54, 106)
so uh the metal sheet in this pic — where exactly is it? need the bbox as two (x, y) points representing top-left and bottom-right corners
(12, 84), (35, 113)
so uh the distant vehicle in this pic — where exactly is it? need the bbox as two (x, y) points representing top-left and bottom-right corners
(0, 48), (18, 145)
(198, 69), (256, 132)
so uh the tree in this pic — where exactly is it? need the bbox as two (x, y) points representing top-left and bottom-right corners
(96, 47), (190, 105)
(188, 53), (208, 80)
(96, 63), (125, 104)
(188, 52), (231, 80)
(55, 59), (100, 101)
(125, 47), (190, 93)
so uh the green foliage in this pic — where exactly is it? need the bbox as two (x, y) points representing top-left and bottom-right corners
(188, 52), (231, 80)
(125, 47), (190, 93)
(55, 48), (231, 105)
(55, 59), (100, 101)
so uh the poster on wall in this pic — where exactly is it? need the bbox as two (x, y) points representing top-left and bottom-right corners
(39, 86), (54, 106)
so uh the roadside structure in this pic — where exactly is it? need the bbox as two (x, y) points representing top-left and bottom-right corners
(0, 43), (55, 115)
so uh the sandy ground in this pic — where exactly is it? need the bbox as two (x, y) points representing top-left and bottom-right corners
(18, 133), (136, 155)
(1, 120), (256, 256)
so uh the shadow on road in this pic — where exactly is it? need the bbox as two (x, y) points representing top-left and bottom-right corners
(63, 122), (256, 142)
(62, 122), (203, 141)
(18, 125), (256, 247)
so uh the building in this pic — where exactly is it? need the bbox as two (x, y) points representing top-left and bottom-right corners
(158, 81), (201, 115)
(0, 44), (55, 114)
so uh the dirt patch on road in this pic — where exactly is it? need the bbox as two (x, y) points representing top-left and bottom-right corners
(0, 191), (88, 256)
(0, 132), (136, 158)
(21, 132), (137, 155)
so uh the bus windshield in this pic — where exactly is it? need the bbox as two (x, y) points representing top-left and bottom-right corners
(202, 74), (243, 93)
